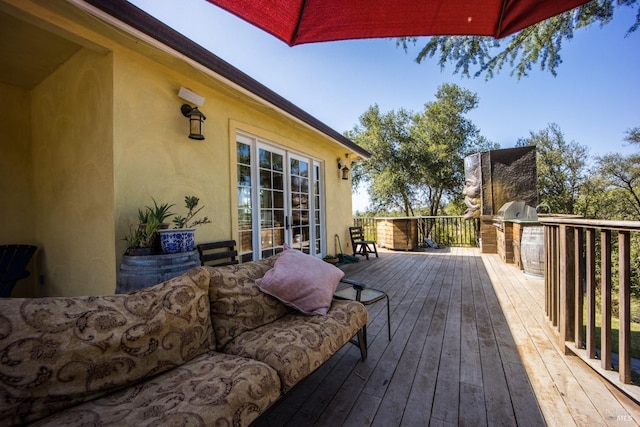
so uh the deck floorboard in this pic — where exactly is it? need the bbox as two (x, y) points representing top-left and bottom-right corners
(252, 248), (639, 426)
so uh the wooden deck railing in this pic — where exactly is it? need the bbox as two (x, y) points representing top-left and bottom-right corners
(541, 217), (640, 390)
(353, 217), (377, 241)
(417, 216), (478, 247)
(353, 216), (479, 248)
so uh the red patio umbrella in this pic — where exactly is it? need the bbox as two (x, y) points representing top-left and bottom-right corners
(205, 0), (591, 46)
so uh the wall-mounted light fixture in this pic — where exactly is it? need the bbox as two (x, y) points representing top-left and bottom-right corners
(337, 154), (350, 180)
(178, 87), (206, 140)
(181, 104), (206, 140)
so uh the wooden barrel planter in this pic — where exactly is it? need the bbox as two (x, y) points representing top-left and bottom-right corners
(116, 250), (200, 293)
(520, 226), (544, 277)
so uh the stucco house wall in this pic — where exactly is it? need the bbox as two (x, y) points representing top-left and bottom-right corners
(0, 0), (364, 297)
(30, 48), (114, 296)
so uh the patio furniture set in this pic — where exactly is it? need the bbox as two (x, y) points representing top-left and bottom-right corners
(0, 245), (382, 426)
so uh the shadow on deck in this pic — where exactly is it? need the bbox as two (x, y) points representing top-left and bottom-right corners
(253, 248), (640, 427)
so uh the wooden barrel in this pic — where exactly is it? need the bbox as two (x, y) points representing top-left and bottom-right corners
(116, 250), (200, 293)
(520, 226), (544, 277)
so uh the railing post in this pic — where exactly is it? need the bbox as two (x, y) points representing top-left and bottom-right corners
(558, 224), (575, 352)
(586, 229), (597, 360)
(600, 230), (612, 370)
(618, 231), (631, 384)
(574, 228), (584, 350)
(544, 224), (559, 326)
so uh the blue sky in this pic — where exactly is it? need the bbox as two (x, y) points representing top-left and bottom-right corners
(129, 0), (639, 211)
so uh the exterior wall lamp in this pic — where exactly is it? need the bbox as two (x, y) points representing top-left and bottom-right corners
(337, 154), (350, 180)
(181, 104), (206, 140)
(177, 87), (206, 140)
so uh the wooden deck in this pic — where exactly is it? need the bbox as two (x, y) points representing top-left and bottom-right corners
(253, 247), (640, 426)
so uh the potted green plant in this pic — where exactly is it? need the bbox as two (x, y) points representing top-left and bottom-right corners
(144, 199), (174, 252)
(158, 196), (211, 253)
(323, 254), (339, 264)
(147, 198), (175, 228)
(124, 215), (161, 255)
(129, 198), (175, 254)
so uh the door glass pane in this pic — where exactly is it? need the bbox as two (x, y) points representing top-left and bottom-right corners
(237, 141), (253, 260)
(237, 143), (251, 165)
(260, 169), (271, 189)
(259, 146), (286, 258)
(259, 149), (270, 168)
(274, 209), (285, 226)
(272, 152), (283, 171)
(260, 190), (273, 208)
(299, 161), (309, 177)
(290, 157), (310, 254)
(273, 190), (284, 209)
(290, 159), (299, 176)
(238, 165), (251, 186)
(313, 163), (322, 256)
(273, 171), (283, 191)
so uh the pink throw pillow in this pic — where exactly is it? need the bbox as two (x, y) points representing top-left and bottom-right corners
(256, 248), (344, 315)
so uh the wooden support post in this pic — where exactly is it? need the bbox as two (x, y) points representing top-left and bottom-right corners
(574, 228), (584, 350)
(544, 224), (554, 321)
(618, 231), (631, 384)
(544, 224), (550, 317)
(585, 229), (597, 359)
(558, 224), (575, 352)
(600, 230), (612, 370)
(547, 225), (559, 326)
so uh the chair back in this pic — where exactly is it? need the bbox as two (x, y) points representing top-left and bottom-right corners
(0, 245), (37, 297)
(349, 226), (365, 244)
(198, 240), (238, 267)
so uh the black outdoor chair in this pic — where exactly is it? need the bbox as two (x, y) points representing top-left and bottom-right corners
(349, 226), (378, 260)
(0, 245), (37, 298)
(334, 278), (391, 361)
(198, 240), (239, 267)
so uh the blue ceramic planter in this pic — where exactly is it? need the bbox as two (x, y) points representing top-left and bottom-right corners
(158, 228), (196, 253)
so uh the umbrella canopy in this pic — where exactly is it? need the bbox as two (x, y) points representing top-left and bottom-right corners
(206, 0), (591, 46)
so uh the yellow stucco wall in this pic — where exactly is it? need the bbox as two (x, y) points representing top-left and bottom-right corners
(2, 0), (356, 297)
(0, 83), (39, 297)
(111, 47), (354, 261)
(0, 83), (33, 241)
(30, 48), (115, 296)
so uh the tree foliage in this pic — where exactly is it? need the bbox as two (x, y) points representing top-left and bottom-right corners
(347, 84), (495, 216)
(397, 0), (639, 79)
(586, 126), (640, 219)
(515, 123), (588, 214)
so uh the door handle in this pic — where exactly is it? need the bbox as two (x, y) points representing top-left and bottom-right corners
(285, 215), (290, 230)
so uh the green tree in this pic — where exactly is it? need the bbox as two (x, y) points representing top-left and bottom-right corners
(574, 175), (615, 218)
(575, 127), (640, 299)
(625, 126), (640, 144)
(348, 84), (495, 216)
(398, 0), (639, 79)
(412, 85), (496, 215)
(592, 127), (640, 219)
(348, 105), (417, 215)
(516, 123), (588, 214)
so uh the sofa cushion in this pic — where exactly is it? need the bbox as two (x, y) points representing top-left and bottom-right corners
(0, 267), (213, 426)
(222, 299), (368, 392)
(30, 351), (281, 427)
(256, 248), (344, 315)
(206, 255), (292, 349)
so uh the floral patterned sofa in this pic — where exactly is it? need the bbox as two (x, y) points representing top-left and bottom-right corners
(0, 253), (368, 426)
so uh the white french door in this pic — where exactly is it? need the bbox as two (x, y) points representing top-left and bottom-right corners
(236, 134), (325, 262)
